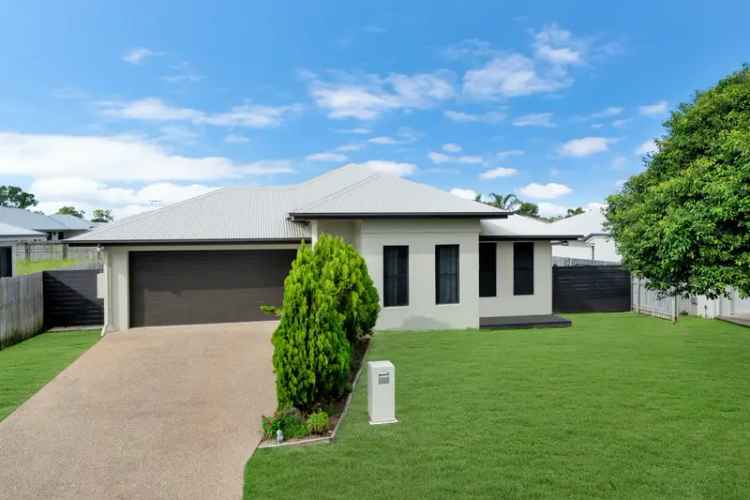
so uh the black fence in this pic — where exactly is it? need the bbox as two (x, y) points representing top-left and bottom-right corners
(553, 265), (631, 313)
(43, 269), (103, 328)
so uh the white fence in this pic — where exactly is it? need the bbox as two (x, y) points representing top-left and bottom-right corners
(0, 273), (44, 349)
(631, 278), (696, 321)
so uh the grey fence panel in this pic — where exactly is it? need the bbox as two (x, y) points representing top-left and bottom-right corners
(43, 270), (103, 328)
(0, 273), (44, 349)
(553, 265), (631, 313)
(14, 243), (99, 263)
(552, 256), (621, 267)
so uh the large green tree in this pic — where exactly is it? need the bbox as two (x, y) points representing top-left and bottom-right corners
(0, 186), (37, 209)
(91, 208), (114, 223)
(607, 66), (750, 298)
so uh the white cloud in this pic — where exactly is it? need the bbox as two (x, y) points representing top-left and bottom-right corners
(479, 167), (518, 179)
(532, 24), (586, 65)
(122, 47), (160, 64)
(442, 39), (498, 60)
(444, 110), (505, 123)
(611, 118), (630, 128)
(611, 155), (627, 170)
(616, 179), (627, 187)
(368, 136), (398, 145)
(0, 132), (294, 182)
(306, 152), (348, 162)
(345, 160), (416, 177)
(337, 127), (371, 134)
(639, 100), (668, 116)
(496, 149), (525, 159)
(590, 106), (623, 119)
(428, 152), (483, 164)
(449, 188), (478, 200)
(442, 143), (462, 153)
(224, 133), (250, 144)
(512, 112), (555, 127)
(537, 202), (569, 218)
(463, 54), (570, 99)
(559, 137), (615, 157)
(635, 139), (658, 156)
(585, 202), (607, 213)
(519, 182), (572, 199)
(161, 61), (203, 84)
(98, 98), (301, 128)
(334, 143), (364, 152)
(31, 178), (219, 220)
(308, 71), (454, 120)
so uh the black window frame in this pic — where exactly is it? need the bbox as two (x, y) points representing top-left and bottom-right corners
(383, 245), (409, 307)
(435, 244), (460, 305)
(513, 242), (534, 296)
(479, 242), (497, 297)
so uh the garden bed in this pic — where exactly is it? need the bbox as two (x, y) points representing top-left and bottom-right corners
(258, 334), (371, 448)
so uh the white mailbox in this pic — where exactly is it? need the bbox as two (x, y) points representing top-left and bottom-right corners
(367, 360), (397, 425)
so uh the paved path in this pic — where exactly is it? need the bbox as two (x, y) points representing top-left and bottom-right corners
(0, 322), (277, 500)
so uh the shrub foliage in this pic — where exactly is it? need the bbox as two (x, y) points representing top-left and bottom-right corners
(272, 235), (379, 410)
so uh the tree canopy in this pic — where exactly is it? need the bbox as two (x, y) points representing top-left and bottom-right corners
(0, 186), (37, 209)
(607, 66), (750, 298)
(57, 206), (85, 218)
(91, 208), (114, 223)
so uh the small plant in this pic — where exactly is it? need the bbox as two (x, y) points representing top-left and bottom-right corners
(260, 304), (282, 318)
(305, 410), (330, 435)
(261, 408), (309, 440)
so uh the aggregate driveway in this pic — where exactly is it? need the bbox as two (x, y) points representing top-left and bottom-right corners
(0, 321), (278, 500)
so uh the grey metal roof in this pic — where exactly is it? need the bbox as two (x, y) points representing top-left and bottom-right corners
(49, 214), (95, 230)
(70, 165), (516, 245)
(0, 207), (94, 232)
(0, 221), (45, 237)
(291, 172), (509, 219)
(549, 209), (608, 239)
(480, 215), (583, 240)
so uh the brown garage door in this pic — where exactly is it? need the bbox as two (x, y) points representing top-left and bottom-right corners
(129, 249), (297, 327)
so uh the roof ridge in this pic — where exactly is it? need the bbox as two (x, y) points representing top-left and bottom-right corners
(291, 170), (381, 212)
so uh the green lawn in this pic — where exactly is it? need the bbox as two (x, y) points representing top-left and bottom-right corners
(245, 313), (750, 499)
(0, 330), (99, 421)
(15, 259), (80, 275)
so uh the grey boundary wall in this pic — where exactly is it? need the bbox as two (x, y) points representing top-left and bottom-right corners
(13, 242), (99, 263)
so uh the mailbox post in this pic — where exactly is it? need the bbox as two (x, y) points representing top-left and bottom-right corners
(367, 360), (397, 425)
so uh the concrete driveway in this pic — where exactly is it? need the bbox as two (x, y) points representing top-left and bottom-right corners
(0, 321), (277, 500)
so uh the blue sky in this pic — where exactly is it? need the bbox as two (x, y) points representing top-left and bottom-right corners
(1, 1), (749, 219)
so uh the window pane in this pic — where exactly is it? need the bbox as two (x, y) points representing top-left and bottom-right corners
(513, 242), (534, 295)
(479, 243), (497, 297)
(435, 245), (459, 304)
(384, 246), (408, 307)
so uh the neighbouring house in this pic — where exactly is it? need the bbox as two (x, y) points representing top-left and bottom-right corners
(549, 209), (621, 263)
(0, 207), (95, 241)
(70, 166), (582, 332)
(0, 222), (45, 277)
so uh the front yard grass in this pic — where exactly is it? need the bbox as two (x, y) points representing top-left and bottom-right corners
(15, 258), (80, 275)
(0, 329), (99, 421)
(245, 313), (750, 499)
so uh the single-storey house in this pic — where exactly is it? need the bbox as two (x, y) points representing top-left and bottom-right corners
(0, 222), (45, 277)
(0, 207), (95, 241)
(70, 166), (581, 332)
(550, 209), (621, 263)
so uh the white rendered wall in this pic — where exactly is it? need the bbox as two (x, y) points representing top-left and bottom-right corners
(479, 241), (553, 318)
(356, 219), (480, 331)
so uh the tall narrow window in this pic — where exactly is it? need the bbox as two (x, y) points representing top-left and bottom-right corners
(513, 242), (534, 295)
(383, 246), (409, 307)
(435, 245), (459, 304)
(479, 242), (497, 297)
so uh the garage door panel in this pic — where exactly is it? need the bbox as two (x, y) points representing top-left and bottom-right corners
(129, 250), (296, 327)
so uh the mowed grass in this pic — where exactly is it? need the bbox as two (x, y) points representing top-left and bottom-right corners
(0, 330), (99, 421)
(15, 259), (80, 275)
(245, 313), (750, 499)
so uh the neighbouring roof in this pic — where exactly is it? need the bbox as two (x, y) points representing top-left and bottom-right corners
(549, 209), (609, 240)
(70, 165), (510, 245)
(48, 213), (96, 231)
(0, 221), (45, 238)
(0, 206), (94, 232)
(480, 215), (583, 241)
